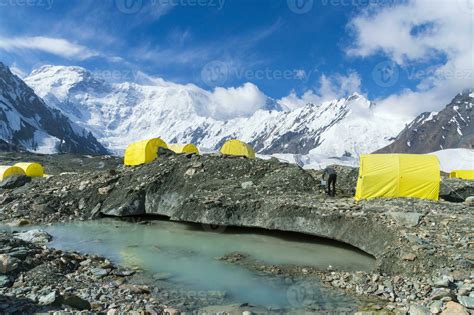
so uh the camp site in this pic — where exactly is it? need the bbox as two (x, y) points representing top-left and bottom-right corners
(0, 1), (473, 314)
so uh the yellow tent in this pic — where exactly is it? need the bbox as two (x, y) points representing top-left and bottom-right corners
(168, 144), (199, 155)
(124, 138), (168, 166)
(0, 166), (26, 181)
(449, 170), (474, 180)
(220, 140), (256, 159)
(14, 162), (44, 177)
(355, 154), (440, 201)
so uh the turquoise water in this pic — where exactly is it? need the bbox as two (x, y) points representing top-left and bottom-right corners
(5, 219), (374, 311)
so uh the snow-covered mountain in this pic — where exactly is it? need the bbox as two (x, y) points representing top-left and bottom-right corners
(378, 90), (473, 154)
(25, 65), (405, 156)
(0, 63), (108, 154)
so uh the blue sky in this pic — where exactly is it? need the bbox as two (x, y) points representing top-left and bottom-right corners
(0, 0), (472, 118)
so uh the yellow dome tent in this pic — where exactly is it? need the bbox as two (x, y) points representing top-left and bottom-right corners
(124, 138), (168, 166)
(168, 144), (199, 155)
(0, 166), (26, 181)
(220, 140), (256, 159)
(449, 170), (474, 180)
(355, 154), (440, 201)
(14, 162), (44, 177)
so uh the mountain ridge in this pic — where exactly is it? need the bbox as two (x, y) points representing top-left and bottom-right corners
(0, 63), (108, 155)
(25, 64), (405, 157)
(378, 90), (474, 154)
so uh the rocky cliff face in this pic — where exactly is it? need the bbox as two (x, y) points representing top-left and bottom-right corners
(378, 90), (474, 153)
(0, 63), (108, 154)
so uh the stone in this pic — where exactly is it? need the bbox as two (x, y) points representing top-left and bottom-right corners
(60, 293), (91, 310)
(113, 268), (135, 277)
(163, 308), (180, 315)
(185, 168), (196, 177)
(389, 212), (422, 227)
(90, 203), (102, 219)
(402, 253), (417, 261)
(13, 229), (52, 244)
(107, 309), (119, 315)
(38, 291), (60, 306)
(241, 181), (254, 189)
(90, 267), (109, 277)
(434, 275), (453, 288)
(409, 304), (430, 315)
(6, 219), (31, 227)
(465, 196), (474, 206)
(0, 254), (19, 274)
(98, 185), (114, 195)
(457, 296), (474, 309)
(430, 288), (453, 300)
(440, 302), (468, 315)
(0, 275), (11, 287)
(0, 175), (31, 189)
(429, 300), (443, 314)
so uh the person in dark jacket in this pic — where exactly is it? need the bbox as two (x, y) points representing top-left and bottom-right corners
(323, 167), (337, 197)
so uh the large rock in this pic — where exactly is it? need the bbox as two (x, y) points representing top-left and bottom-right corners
(0, 254), (19, 274)
(59, 293), (91, 310)
(13, 229), (52, 244)
(389, 212), (422, 227)
(440, 301), (469, 315)
(0, 175), (31, 189)
(440, 178), (474, 202)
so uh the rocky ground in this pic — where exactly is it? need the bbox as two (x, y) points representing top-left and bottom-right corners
(0, 229), (165, 314)
(0, 151), (122, 175)
(0, 153), (472, 314)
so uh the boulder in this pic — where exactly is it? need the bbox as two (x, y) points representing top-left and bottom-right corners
(38, 291), (60, 306)
(389, 212), (422, 227)
(409, 304), (430, 315)
(0, 175), (31, 189)
(59, 293), (91, 310)
(440, 301), (468, 315)
(13, 229), (52, 244)
(0, 254), (19, 274)
(457, 296), (474, 309)
(440, 178), (474, 202)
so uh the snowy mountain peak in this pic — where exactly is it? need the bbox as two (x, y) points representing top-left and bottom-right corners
(24, 64), (406, 156)
(378, 91), (473, 153)
(0, 63), (108, 154)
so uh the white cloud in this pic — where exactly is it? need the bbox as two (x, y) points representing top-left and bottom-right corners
(0, 36), (98, 60)
(207, 83), (268, 120)
(347, 0), (474, 119)
(278, 71), (362, 111)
